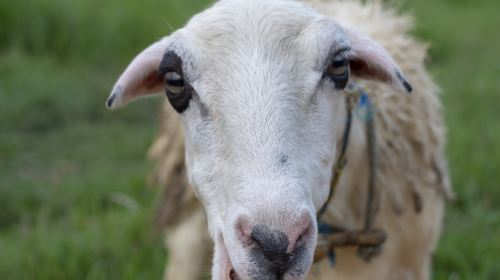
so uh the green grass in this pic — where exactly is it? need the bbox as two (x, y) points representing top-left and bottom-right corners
(401, 0), (500, 279)
(0, 0), (499, 279)
(0, 1), (211, 278)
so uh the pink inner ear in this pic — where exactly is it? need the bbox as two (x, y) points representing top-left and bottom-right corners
(144, 71), (164, 90)
(107, 38), (169, 108)
(346, 28), (411, 93)
(349, 58), (392, 83)
(117, 66), (164, 105)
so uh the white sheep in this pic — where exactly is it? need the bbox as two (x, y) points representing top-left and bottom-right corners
(108, 0), (452, 279)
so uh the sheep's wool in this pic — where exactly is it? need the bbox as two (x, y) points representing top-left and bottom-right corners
(147, 1), (451, 279)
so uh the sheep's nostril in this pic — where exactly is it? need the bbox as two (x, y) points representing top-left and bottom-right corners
(235, 216), (253, 246)
(290, 220), (313, 251)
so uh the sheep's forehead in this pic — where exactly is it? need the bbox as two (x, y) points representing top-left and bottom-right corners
(184, 0), (320, 59)
(171, 0), (347, 115)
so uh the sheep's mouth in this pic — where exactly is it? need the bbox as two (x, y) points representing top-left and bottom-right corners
(218, 234), (243, 280)
(224, 253), (243, 280)
(225, 248), (242, 280)
(229, 269), (241, 280)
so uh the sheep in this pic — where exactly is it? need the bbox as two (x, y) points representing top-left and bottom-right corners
(107, 0), (452, 279)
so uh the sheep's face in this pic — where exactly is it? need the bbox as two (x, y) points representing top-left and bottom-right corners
(107, 0), (411, 279)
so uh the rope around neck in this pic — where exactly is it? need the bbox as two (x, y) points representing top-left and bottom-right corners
(314, 83), (386, 265)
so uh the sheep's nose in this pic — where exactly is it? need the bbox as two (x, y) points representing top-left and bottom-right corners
(237, 215), (313, 277)
(251, 225), (290, 266)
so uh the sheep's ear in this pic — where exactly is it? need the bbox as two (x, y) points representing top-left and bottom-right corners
(106, 39), (168, 109)
(347, 29), (412, 93)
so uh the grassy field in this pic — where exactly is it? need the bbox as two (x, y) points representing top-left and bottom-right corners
(0, 0), (499, 279)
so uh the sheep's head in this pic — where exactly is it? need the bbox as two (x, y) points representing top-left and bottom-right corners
(107, 0), (411, 279)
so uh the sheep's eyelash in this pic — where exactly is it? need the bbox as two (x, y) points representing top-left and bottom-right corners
(332, 50), (350, 62)
(159, 50), (200, 86)
(319, 46), (352, 73)
(159, 51), (184, 76)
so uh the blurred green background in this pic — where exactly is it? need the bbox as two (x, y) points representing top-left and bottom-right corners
(0, 0), (498, 279)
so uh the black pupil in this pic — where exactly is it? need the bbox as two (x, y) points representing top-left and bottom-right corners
(167, 77), (184, 87)
(332, 59), (347, 69)
(328, 58), (349, 90)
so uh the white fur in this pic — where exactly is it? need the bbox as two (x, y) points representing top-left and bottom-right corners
(109, 0), (450, 279)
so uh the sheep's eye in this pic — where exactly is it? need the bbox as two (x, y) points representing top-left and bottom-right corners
(163, 71), (192, 113)
(165, 71), (185, 94)
(159, 52), (193, 113)
(327, 58), (350, 89)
